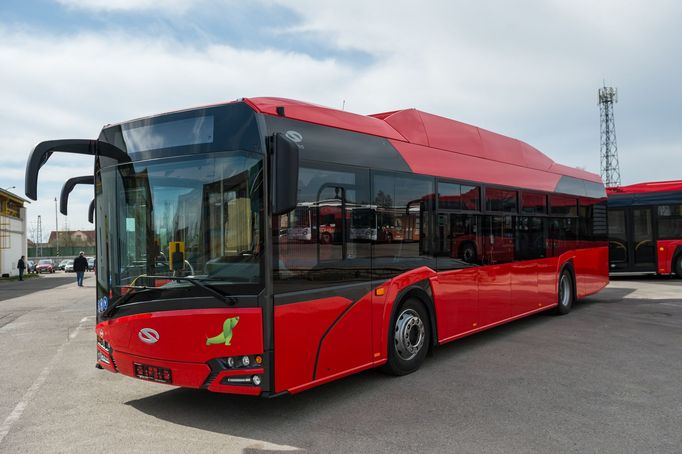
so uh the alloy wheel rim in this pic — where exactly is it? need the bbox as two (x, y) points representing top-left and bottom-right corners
(394, 308), (425, 361)
(559, 275), (571, 307)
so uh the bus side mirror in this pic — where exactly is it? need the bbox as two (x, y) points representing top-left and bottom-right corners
(271, 133), (299, 215)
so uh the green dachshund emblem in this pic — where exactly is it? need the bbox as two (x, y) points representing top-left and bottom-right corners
(206, 316), (240, 346)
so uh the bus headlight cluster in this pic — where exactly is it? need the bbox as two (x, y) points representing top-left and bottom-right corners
(97, 335), (112, 354)
(220, 355), (262, 369)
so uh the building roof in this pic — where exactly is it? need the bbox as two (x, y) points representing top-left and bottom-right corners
(243, 97), (602, 184)
(0, 188), (30, 204)
(47, 230), (96, 244)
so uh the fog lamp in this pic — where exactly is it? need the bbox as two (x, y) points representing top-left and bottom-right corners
(252, 375), (262, 386)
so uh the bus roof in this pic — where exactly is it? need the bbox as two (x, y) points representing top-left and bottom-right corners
(607, 180), (682, 195)
(243, 97), (602, 184)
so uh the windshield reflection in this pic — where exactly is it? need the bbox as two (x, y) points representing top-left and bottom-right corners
(97, 151), (263, 296)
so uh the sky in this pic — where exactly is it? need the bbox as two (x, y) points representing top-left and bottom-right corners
(1, 0), (681, 240)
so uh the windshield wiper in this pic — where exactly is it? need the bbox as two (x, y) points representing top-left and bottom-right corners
(155, 276), (239, 306)
(102, 276), (238, 318)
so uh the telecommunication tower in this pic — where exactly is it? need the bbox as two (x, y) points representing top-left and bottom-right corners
(598, 85), (621, 187)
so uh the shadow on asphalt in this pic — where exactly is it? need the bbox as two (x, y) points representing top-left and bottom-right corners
(124, 292), (626, 447)
(0, 275), (81, 302)
(610, 274), (681, 283)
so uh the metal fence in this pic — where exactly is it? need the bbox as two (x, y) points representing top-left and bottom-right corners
(29, 246), (96, 259)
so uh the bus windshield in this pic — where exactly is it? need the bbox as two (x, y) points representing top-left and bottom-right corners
(97, 150), (263, 297)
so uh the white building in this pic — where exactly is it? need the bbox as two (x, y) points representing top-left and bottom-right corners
(0, 188), (28, 277)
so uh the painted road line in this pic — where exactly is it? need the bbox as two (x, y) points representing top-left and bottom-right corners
(0, 316), (93, 445)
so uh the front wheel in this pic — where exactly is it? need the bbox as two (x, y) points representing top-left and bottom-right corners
(555, 269), (574, 315)
(382, 298), (430, 376)
(674, 254), (682, 279)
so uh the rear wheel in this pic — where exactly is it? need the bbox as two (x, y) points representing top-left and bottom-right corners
(382, 298), (430, 376)
(460, 242), (477, 263)
(555, 269), (574, 315)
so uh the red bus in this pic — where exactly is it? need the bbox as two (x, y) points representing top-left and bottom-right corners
(607, 180), (682, 277)
(25, 97), (608, 396)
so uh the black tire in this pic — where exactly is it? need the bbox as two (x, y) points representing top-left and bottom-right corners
(674, 254), (682, 279)
(320, 232), (332, 245)
(555, 268), (574, 315)
(382, 298), (431, 376)
(459, 242), (477, 263)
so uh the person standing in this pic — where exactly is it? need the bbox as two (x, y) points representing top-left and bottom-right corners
(73, 251), (88, 287)
(17, 256), (26, 281)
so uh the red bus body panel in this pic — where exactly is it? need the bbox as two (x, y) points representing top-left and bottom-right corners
(96, 308), (264, 394)
(657, 240), (682, 274)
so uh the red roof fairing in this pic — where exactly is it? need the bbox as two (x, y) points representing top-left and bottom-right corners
(607, 180), (682, 195)
(244, 97), (602, 187)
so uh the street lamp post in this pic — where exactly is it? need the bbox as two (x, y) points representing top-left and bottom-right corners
(54, 197), (60, 256)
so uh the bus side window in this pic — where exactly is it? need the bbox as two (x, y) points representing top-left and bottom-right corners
(273, 163), (371, 291)
(449, 213), (482, 264)
(372, 171), (436, 279)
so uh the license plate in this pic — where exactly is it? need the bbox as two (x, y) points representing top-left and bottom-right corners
(134, 363), (172, 383)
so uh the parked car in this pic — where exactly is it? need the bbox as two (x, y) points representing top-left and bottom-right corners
(87, 257), (95, 271)
(64, 259), (75, 272)
(27, 260), (36, 273)
(36, 259), (55, 273)
(58, 259), (70, 271)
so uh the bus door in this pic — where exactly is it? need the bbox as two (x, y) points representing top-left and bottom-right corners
(608, 207), (656, 272)
(631, 207), (656, 270)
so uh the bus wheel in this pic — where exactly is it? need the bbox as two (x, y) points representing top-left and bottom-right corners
(675, 254), (682, 278)
(383, 298), (430, 376)
(555, 269), (574, 315)
(460, 243), (477, 262)
(320, 233), (332, 244)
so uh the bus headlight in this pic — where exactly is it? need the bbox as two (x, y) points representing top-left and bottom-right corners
(242, 356), (251, 367)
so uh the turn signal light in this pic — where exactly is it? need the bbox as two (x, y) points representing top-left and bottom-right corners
(375, 287), (385, 296)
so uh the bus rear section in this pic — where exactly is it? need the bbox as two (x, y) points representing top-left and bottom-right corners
(607, 181), (682, 276)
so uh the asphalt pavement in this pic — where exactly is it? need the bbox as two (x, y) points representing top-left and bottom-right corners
(0, 274), (680, 453)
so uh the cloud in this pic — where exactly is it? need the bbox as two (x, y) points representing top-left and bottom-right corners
(0, 23), (352, 229)
(55, 0), (199, 13)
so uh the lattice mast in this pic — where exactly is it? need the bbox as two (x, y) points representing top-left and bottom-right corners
(599, 85), (621, 187)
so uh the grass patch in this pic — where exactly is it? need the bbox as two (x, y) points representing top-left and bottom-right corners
(0, 273), (41, 281)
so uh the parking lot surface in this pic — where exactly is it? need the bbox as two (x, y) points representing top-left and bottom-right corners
(0, 274), (680, 453)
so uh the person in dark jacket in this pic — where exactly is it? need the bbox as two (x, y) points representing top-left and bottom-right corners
(17, 256), (26, 281)
(73, 251), (88, 287)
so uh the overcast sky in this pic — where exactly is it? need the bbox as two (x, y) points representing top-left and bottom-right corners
(1, 0), (681, 239)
